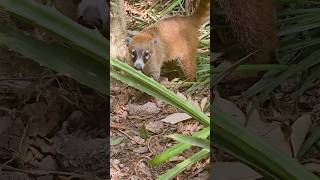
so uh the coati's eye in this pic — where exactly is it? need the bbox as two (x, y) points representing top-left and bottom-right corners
(130, 50), (137, 61)
(143, 50), (151, 62)
(131, 50), (136, 56)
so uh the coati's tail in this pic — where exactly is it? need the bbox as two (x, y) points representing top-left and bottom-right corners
(190, 0), (210, 27)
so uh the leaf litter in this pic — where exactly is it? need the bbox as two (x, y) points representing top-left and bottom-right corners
(0, 45), (108, 179)
(212, 66), (320, 178)
(110, 82), (210, 179)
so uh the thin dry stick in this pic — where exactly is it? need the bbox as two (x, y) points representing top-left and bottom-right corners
(117, 129), (143, 145)
(134, 157), (152, 178)
(0, 106), (22, 113)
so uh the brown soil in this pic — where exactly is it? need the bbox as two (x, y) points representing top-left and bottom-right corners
(0, 46), (108, 180)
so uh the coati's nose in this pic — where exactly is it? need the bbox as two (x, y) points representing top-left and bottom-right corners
(77, 16), (102, 30)
(134, 64), (143, 71)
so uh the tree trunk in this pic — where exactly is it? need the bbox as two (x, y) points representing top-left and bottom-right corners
(110, 0), (132, 113)
(110, 0), (129, 62)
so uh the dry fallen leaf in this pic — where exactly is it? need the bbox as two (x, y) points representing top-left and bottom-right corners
(213, 90), (246, 125)
(176, 91), (187, 101)
(127, 102), (160, 115)
(264, 126), (292, 156)
(291, 113), (312, 157)
(161, 113), (192, 124)
(177, 121), (202, 135)
(187, 96), (201, 112)
(246, 103), (269, 136)
(200, 97), (208, 112)
(145, 121), (164, 134)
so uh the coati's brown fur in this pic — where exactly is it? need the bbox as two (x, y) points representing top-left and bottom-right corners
(126, 0), (210, 81)
(216, 0), (277, 65)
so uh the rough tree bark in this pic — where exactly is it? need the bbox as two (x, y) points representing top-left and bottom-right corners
(110, 0), (129, 62)
(109, 0), (132, 113)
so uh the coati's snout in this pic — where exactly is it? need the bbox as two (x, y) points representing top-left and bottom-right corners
(125, 37), (157, 71)
(134, 63), (143, 71)
(77, 9), (103, 30)
(76, 0), (108, 37)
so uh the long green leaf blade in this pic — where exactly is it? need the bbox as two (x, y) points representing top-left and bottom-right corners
(157, 149), (209, 180)
(110, 59), (209, 126)
(150, 127), (209, 166)
(166, 134), (210, 150)
(0, 25), (108, 95)
(0, 0), (108, 63)
(213, 109), (319, 180)
(297, 127), (320, 160)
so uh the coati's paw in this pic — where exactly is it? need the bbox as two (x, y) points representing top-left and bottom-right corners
(150, 72), (160, 82)
(143, 65), (161, 81)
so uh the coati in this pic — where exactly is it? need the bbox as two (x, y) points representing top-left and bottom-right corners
(214, 0), (277, 82)
(76, 0), (109, 38)
(125, 0), (210, 81)
(52, 0), (109, 38)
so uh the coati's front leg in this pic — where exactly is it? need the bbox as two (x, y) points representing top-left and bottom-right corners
(143, 62), (161, 81)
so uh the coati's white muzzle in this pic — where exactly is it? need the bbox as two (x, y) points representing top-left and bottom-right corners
(133, 57), (145, 71)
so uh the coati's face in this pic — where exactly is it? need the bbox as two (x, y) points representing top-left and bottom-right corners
(74, 0), (109, 37)
(125, 37), (158, 71)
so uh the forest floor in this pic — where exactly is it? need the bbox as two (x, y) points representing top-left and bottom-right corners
(212, 71), (320, 178)
(110, 0), (210, 179)
(0, 45), (108, 180)
(110, 85), (210, 179)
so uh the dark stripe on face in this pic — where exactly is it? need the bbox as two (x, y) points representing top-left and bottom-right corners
(143, 50), (151, 63)
(130, 49), (137, 63)
(130, 49), (152, 63)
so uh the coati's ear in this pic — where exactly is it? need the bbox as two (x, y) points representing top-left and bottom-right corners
(151, 39), (158, 47)
(125, 37), (133, 47)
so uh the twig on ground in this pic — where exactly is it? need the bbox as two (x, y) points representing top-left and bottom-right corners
(118, 129), (144, 145)
(134, 157), (152, 178)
